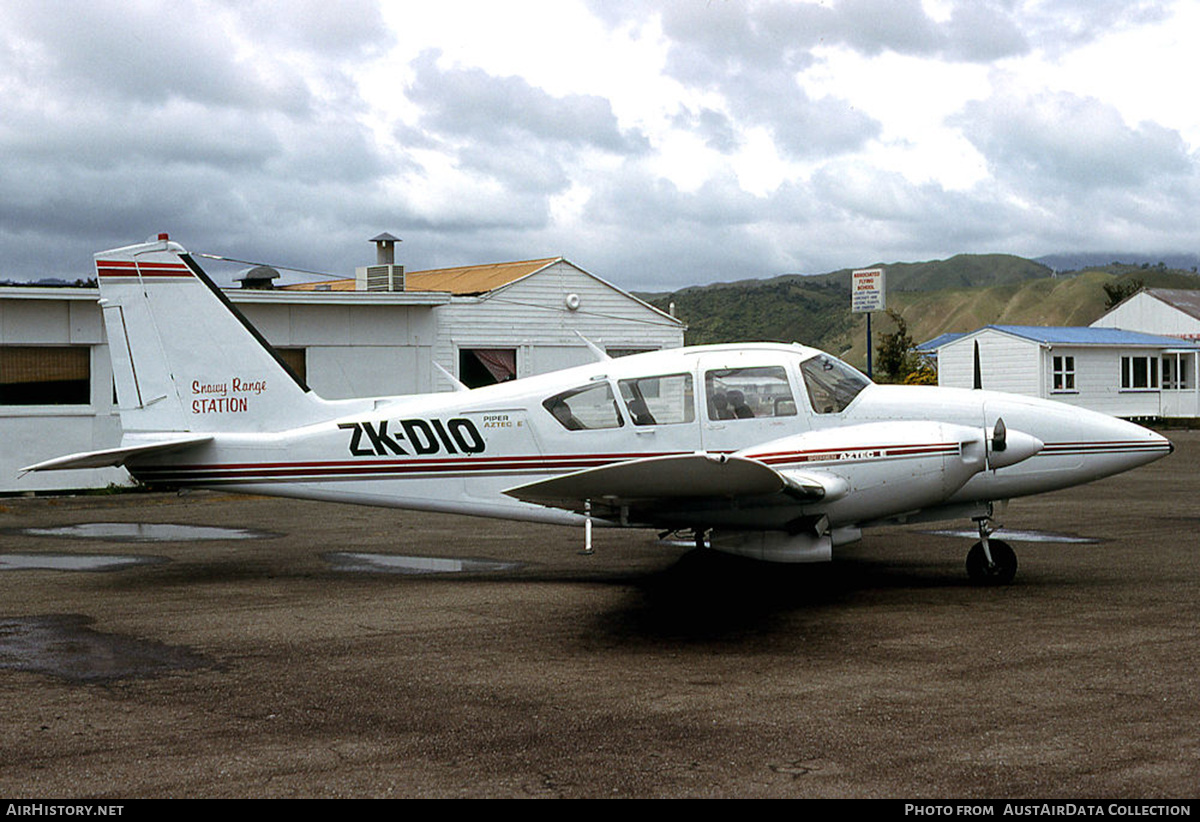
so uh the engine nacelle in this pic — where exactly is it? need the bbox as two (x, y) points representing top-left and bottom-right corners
(710, 529), (832, 563)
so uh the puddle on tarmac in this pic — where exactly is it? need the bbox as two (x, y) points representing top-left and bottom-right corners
(0, 553), (167, 572)
(0, 615), (211, 682)
(326, 552), (524, 575)
(919, 528), (1099, 544)
(8, 523), (278, 542)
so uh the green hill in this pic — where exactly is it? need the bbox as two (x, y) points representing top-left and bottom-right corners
(642, 255), (1200, 371)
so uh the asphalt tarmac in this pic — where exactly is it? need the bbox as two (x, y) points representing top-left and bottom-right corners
(1, 432), (1198, 799)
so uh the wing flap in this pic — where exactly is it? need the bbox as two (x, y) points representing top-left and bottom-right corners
(503, 452), (846, 522)
(20, 435), (213, 473)
(504, 453), (785, 507)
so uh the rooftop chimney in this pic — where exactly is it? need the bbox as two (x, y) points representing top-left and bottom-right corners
(358, 232), (405, 291)
(371, 232), (400, 265)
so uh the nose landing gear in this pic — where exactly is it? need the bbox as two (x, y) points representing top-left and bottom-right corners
(967, 515), (1017, 585)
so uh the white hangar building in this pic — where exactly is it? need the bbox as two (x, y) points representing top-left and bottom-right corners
(925, 325), (1200, 419)
(1, 241), (684, 492)
(1089, 288), (1200, 341)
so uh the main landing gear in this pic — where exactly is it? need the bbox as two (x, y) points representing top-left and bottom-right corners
(966, 515), (1017, 585)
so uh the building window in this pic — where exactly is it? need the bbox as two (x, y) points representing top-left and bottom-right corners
(459, 348), (516, 388)
(1052, 355), (1076, 392)
(1120, 355), (1159, 390)
(0, 346), (91, 405)
(274, 347), (307, 385)
(1162, 353), (1194, 391)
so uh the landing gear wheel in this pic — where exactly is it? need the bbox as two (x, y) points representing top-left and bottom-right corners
(966, 539), (1017, 585)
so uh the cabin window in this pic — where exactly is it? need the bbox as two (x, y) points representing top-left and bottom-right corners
(705, 366), (796, 420)
(800, 355), (868, 414)
(543, 382), (624, 430)
(0, 346), (91, 406)
(618, 373), (694, 425)
(1120, 355), (1159, 390)
(1052, 355), (1076, 392)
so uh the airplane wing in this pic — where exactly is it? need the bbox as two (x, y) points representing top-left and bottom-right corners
(503, 453), (845, 524)
(20, 435), (213, 474)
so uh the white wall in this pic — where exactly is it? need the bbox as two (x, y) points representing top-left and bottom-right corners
(3, 292), (442, 491)
(1, 292), (127, 491)
(1092, 293), (1200, 338)
(937, 330), (1042, 394)
(433, 260), (684, 390)
(1037, 347), (1163, 418)
(2, 270), (684, 491)
(936, 330), (1187, 418)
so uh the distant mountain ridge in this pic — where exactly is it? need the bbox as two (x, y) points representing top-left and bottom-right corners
(1036, 252), (1200, 273)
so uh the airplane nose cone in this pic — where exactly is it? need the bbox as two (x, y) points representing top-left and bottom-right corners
(1048, 415), (1175, 473)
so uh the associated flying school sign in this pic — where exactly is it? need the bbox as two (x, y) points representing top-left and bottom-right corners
(851, 268), (886, 313)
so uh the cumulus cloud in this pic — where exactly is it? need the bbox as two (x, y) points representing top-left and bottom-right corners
(956, 91), (1193, 191)
(0, 0), (1198, 291)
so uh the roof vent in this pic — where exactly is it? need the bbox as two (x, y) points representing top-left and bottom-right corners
(236, 265), (280, 290)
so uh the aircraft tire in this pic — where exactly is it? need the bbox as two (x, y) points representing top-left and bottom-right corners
(966, 539), (1017, 585)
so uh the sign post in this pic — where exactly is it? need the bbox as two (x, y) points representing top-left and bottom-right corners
(851, 268), (886, 379)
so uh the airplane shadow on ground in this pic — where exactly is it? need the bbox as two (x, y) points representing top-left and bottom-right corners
(593, 547), (965, 641)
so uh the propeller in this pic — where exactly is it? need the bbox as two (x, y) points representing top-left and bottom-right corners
(992, 416), (1006, 453)
(985, 416), (1043, 469)
(973, 340), (982, 390)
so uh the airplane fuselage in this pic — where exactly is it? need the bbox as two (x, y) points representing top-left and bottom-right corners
(123, 343), (1170, 532)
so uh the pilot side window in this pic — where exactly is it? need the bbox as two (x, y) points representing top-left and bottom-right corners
(618, 373), (694, 425)
(705, 366), (796, 420)
(800, 355), (869, 414)
(543, 382), (624, 430)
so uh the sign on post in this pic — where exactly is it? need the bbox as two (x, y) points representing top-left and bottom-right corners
(851, 268), (886, 380)
(851, 268), (886, 313)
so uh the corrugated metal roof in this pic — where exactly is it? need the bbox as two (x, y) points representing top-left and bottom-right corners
(916, 332), (966, 351)
(1145, 288), (1200, 321)
(281, 257), (561, 295)
(921, 325), (1200, 350)
(405, 258), (561, 295)
(987, 325), (1198, 347)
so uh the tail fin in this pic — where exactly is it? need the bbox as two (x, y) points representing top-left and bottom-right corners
(97, 235), (331, 434)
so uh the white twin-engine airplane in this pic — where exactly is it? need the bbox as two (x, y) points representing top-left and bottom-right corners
(25, 236), (1173, 584)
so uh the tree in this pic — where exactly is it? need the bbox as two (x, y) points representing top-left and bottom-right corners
(1102, 278), (1143, 310)
(874, 308), (928, 384)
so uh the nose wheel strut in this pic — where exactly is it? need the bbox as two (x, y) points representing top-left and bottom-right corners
(967, 515), (1017, 585)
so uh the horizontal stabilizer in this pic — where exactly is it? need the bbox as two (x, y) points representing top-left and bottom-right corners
(504, 452), (785, 508)
(21, 435), (213, 473)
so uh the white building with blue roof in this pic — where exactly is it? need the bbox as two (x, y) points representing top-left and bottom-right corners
(927, 325), (1200, 418)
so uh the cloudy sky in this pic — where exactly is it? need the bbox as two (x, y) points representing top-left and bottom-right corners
(2, 0), (1198, 290)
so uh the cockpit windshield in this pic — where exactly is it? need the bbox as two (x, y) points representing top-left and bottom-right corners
(800, 354), (870, 414)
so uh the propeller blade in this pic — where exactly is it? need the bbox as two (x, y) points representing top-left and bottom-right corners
(992, 417), (1007, 453)
(973, 340), (982, 390)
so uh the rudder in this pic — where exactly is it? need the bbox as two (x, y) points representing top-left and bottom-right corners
(97, 235), (330, 434)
